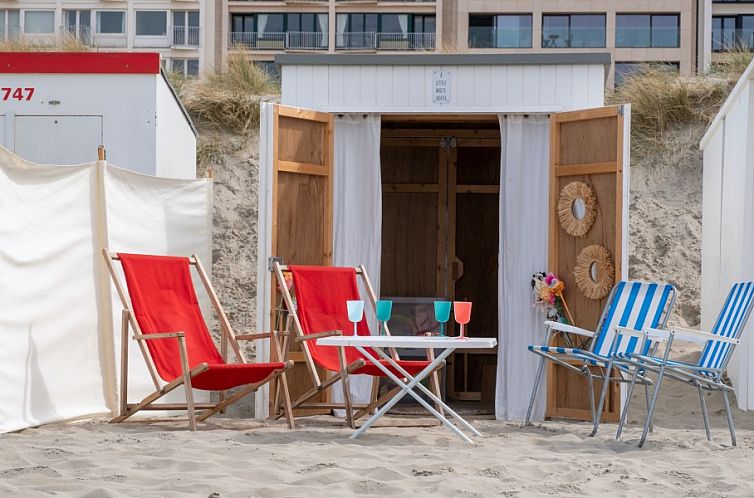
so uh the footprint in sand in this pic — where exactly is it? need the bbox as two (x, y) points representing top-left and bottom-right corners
(0, 466), (61, 478)
(296, 463), (336, 474)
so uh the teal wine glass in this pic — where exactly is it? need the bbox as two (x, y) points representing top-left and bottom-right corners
(375, 300), (393, 336)
(434, 301), (452, 337)
(346, 300), (365, 336)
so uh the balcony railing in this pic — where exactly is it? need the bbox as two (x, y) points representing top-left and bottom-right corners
(336, 32), (435, 50)
(713, 29), (754, 52)
(62, 25), (92, 45)
(229, 31), (327, 50)
(173, 26), (200, 47)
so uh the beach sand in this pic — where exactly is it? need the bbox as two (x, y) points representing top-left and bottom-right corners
(3, 348), (754, 498)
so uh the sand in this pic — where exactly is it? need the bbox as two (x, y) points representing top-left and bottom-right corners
(3, 370), (754, 498)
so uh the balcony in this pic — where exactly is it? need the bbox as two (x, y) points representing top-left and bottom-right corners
(173, 26), (200, 47)
(336, 32), (435, 51)
(229, 31), (327, 50)
(713, 29), (754, 52)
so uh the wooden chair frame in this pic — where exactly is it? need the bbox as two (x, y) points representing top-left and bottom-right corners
(103, 249), (295, 431)
(271, 262), (444, 428)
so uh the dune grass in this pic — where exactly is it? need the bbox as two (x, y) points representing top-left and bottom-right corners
(0, 35), (90, 52)
(608, 51), (754, 153)
(182, 51), (279, 135)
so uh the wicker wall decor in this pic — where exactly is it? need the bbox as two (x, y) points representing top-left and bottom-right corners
(574, 244), (615, 300)
(557, 181), (598, 237)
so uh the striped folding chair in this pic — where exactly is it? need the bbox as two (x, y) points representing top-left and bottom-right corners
(613, 281), (754, 447)
(525, 281), (676, 435)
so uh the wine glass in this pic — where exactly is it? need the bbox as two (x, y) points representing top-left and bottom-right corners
(346, 300), (365, 336)
(453, 301), (472, 339)
(375, 300), (392, 336)
(434, 301), (452, 336)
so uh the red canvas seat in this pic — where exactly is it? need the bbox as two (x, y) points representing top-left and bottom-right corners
(105, 250), (293, 430)
(289, 265), (432, 377)
(120, 254), (286, 390)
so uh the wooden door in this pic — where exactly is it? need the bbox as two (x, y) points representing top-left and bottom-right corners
(450, 136), (500, 403)
(270, 104), (334, 416)
(547, 105), (629, 422)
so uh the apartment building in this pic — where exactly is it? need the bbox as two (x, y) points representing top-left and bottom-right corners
(0, 1), (214, 75)
(703, 0), (754, 68)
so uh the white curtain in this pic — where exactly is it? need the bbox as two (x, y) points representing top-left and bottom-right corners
(398, 15), (408, 36)
(317, 14), (328, 48)
(495, 115), (550, 421)
(332, 114), (382, 415)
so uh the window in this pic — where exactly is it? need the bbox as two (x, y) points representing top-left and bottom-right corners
(136, 11), (167, 36)
(337, 13), (378, 33)
(171, 58), (199, 77)
(65, 10), (91, 28)
(469, 14), (532, 48)
(542, 14), (605, 48)
(255, 61), (280, 81)
(614, 62), (679, 86)
(173, 11), (199, 46)
(24, 11), (54, 34)
(616, 14), (679, 48)
(232, 14), (254, 33)
(413, 15), (435, 34)
(256, 14), (284, 36)
(0, 10), (20, 40)
(713, 15), (754, 51)
(97, 11), (125, 34)
(286, 13), (327, 33)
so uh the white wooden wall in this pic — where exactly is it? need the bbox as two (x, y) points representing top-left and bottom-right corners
(281, 64), (605, 113)
(701, 80), (754, 410)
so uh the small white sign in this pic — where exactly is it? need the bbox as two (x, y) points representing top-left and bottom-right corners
(432, 70), (451, 105)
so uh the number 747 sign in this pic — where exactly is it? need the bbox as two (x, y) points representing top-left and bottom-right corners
(2, 87), (35, 101)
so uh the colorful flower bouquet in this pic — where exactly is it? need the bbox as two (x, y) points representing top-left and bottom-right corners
(531, 272), (575, 325)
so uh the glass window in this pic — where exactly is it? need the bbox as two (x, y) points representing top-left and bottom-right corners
(413, 15), (435, 34)
(135, 11), (166, 36)
(468, 15), (494, 48)
(543, 14), (605, 48)
(232, 14), (253, 33)
(381, 14), (408, 35)
(186, 59), (199, 77)
(741, 16), (754, 50)
(97, 11), (125, 34)
(257, 13), (284, 34)
(616, 14), (679, 48)
(614, 62), (679, 86)
(713, 15), (746, 51)
(24, 11), (54, 34)
(496, 14), (532, 48)
(651, 15), (680, 47)
(171, 59), (185, 74)
(188, 11), (199, 27)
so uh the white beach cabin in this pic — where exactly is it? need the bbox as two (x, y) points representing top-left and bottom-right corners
(256, 53), (631, 422)
(0, 52), (196, 179)
(700, 58), (754, 410)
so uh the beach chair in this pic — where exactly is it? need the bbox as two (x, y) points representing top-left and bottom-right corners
(271, 263), (445, 428)
(525, 281), (676, 435)
(613, 281), (754, 447)
(103, 250), (295, 431)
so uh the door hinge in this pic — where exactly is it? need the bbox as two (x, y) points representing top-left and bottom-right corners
(268, 256), (283, 271)
(618, 105), (624, 116)
(440, 136), (457, 148)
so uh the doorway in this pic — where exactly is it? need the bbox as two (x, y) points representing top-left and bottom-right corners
(379, 116), (500, 411)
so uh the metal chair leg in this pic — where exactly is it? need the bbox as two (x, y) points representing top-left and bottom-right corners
(616, 366), (639, 440)
(722, 388), (737, 446)
(696, 382), (712, 442)
(586, 367), (596, 427)
(525, 355), (546, 425)
(643, 381), (654, 433)
(590, 364), (612, 437)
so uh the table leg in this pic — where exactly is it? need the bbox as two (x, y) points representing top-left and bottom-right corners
(352, 347), (473, 443)
(371, 346), (482, 438)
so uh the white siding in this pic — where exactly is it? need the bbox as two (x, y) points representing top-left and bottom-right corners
(155, 75), (197, 179)
(281, 63), (606, 113)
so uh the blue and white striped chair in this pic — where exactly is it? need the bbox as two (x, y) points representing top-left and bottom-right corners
(525, 281), (676, 436)
(613, 281), (754, 447)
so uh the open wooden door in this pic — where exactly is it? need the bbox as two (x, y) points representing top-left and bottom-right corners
(269, 104), (334, 416)
(547, 105), (630, 422)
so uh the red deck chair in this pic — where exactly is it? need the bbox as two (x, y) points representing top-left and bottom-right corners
(103, 250), (294, 430)
(272, 263), (444, 428)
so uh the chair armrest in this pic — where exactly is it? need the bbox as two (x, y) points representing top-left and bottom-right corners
(133, 332), (184, 341)
(544, 321), (595, 338)
(297, 330), (342, 342)
(644, 327), (740, 346)
(236, 332), (274, 341)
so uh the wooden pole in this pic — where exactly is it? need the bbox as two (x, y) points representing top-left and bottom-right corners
(97, 145), (106, 161)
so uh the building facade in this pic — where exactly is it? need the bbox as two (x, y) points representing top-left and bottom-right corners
(0, 1), (751, 86)
(0, 0), (214, 75)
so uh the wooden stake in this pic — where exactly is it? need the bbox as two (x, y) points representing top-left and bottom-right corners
(97, 145), (106, 161)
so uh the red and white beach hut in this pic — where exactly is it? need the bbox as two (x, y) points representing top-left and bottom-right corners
(0, 52), (196, 179)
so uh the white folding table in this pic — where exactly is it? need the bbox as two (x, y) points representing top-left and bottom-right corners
(316, 335), (498, 443)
